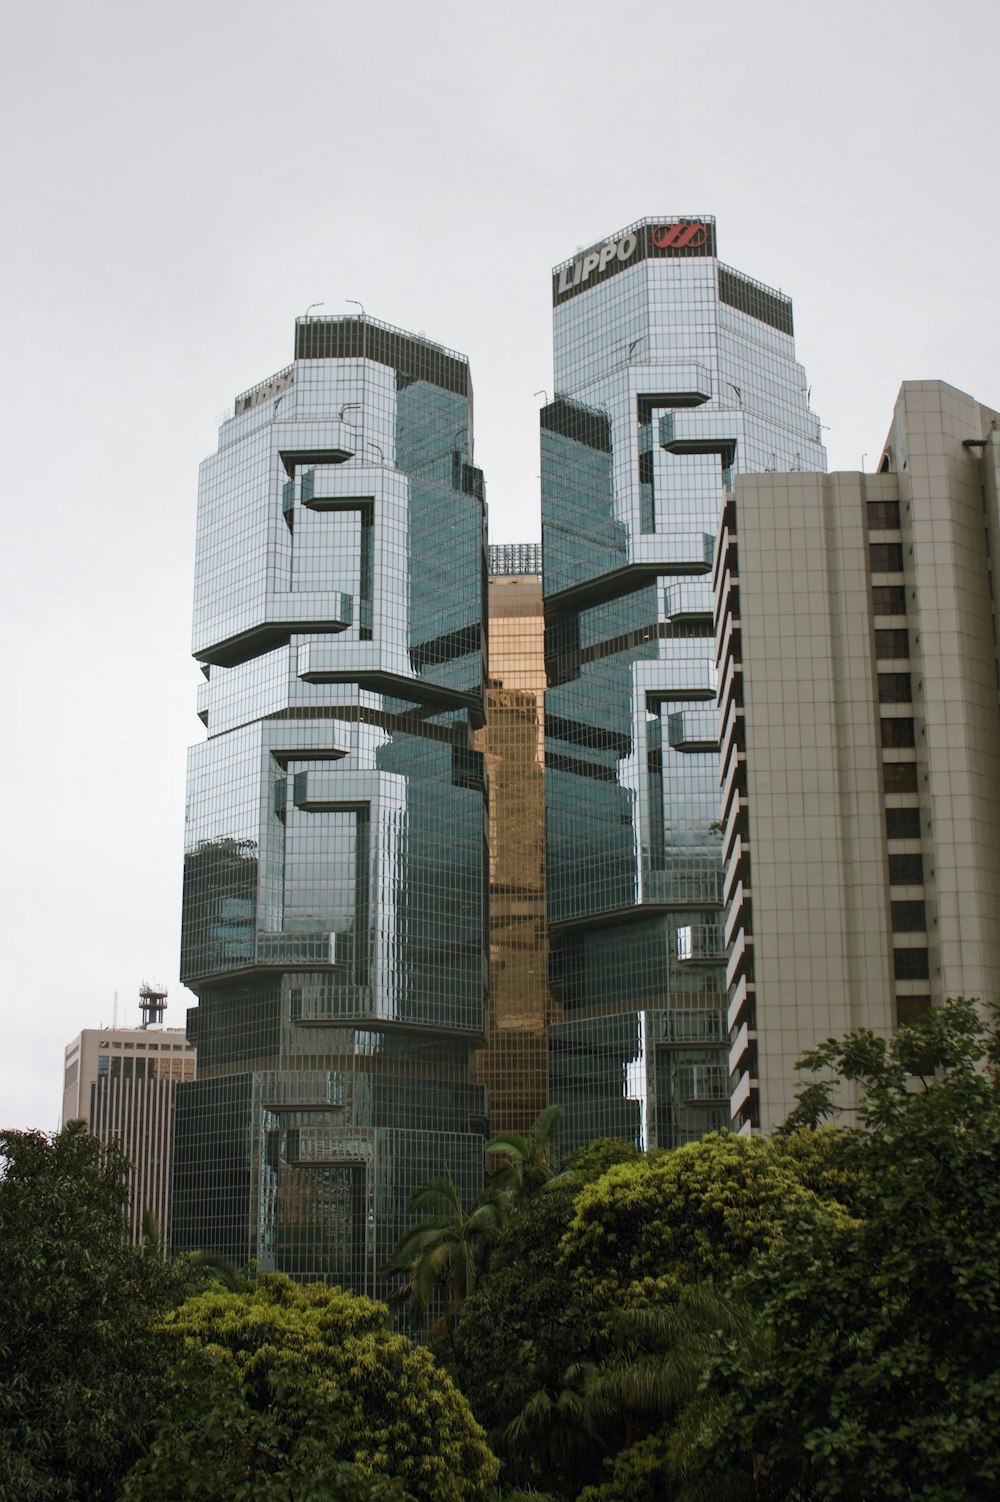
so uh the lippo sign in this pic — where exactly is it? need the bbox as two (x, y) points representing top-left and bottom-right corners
(552, 219), (716, 306)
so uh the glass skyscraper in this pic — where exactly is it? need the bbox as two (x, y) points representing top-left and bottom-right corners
(173, 316), (489, 1289)
(542, 217), (825, 1152)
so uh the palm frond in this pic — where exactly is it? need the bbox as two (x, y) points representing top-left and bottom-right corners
(485, 1131), (532, 1160)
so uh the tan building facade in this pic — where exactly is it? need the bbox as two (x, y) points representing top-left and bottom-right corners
(475, 545), (558, 1134)
(717, 382), (1000, 1133)
(62, 1025), (196, 1248)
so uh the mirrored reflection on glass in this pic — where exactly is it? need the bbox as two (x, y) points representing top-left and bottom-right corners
(175, 319), (489, 1292)
(542, 218), (825, 1152)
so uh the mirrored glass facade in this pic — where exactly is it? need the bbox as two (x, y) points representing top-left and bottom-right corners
(174, 317), (489, 1289)
(475, 547), (556, 1135)
(542, 217), (826, 1152)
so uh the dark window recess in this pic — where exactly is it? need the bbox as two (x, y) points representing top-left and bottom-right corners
(870, 542), (905, 572)
(409, 623), (481, 670)
(889, 852), (924, 885)
(540, 398), (612, 453)
(891, 900), (927, 932)
(878, 672), (913, 704)
(886, 806), (921, 840)
(897, 995), (931, 1025)
(662, 619), (714, 639)
(867, 500), (901, 530)
(881, 717), (915, 748)
(872, 584), (907, 615)
(883, 761), (918, 793)
(452, 744), (487, 795)
(717, 266), (793, 335)
(545, 714), (631, 755)
(894, 947), (930, 981)
(875, 628), (910, 659)
(545, 752), (617, 783)
(638, 448), (654, 487)
(636, 392), (708, 423)
(294, 318), (470, 398)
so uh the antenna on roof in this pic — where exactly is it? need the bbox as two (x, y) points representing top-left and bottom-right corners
(139, 982), (168, 1029)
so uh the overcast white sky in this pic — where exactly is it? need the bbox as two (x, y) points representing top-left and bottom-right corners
(2, 0), (998, 1131)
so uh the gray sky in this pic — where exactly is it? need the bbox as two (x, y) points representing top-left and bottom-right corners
(2, 0), (997, 1131)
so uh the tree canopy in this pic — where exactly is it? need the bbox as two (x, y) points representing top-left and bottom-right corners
(675, 998), (1000, 1501)
(560, 1130), (849, 1325)
(125, 1274), (499, 1502)
(0, 1121), (180, 1501)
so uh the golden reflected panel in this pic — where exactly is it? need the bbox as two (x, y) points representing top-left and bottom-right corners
(475, 567), (559, 1136)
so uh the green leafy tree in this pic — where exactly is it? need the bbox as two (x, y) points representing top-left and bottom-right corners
(560, 1131), (847, 1328)
(501, 1492), (560, 1502)
(0, 1121), (181, 1502)
(458, 1131), (852, 1500)
(129, 1273), (498, 1502)
(561, 1137), (643, 1182)
(121, 1348), (409, 1501)
(676, 1000), (1000, 1501)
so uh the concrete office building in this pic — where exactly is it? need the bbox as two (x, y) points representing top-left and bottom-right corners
(174, 316), (489, 1289)
(718, 381), (1000, 1132)
(541, 217), (825, 1152)
(63, 1001), (195, 1249)
(475, 544), (555, 1135)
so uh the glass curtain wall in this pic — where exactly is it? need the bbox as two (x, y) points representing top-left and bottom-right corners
(174, 317), (489, 1289)
(542, 218), (825, 1151)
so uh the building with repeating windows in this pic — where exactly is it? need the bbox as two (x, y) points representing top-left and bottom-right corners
(717, 381), (1000, 1132)
(541, 217), (826, 1152)
(475, 544), (555, 1135)
(62, 1009), (195, 1250)
(173, 316), (489, 1289)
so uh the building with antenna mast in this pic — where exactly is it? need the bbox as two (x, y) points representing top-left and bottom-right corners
(61, 984), (195, 1250)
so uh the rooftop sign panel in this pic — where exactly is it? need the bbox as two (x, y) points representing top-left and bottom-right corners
(552, 218), (718, 306)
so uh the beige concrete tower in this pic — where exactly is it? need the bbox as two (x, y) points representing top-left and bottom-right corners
(63, 1017), (196, 1248)
(718, 382), (1000, 1133)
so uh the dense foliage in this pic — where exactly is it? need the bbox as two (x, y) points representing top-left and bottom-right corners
(8, 1001), (1000, 1501)
(127, 1275), (498, 1502)
(457, 1001), (1000, 1499)
(0, 1122), (180, 1501)
(561, 1130), (850, 1322)
(676, 998), (1000, 1500)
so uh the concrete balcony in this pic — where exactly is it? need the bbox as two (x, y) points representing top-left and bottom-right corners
(663, 580), (713, 622)
(667, 708), (719, 752)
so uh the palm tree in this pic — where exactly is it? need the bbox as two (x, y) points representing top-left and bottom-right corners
(583, 1290), (770, 1502)
(504, 1360), (601, 1502)
(380, 1171), (506, 1351)
(486, 1104), (563, 1204)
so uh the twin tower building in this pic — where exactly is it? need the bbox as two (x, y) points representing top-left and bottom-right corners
(174, 217), (1000, 1287)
